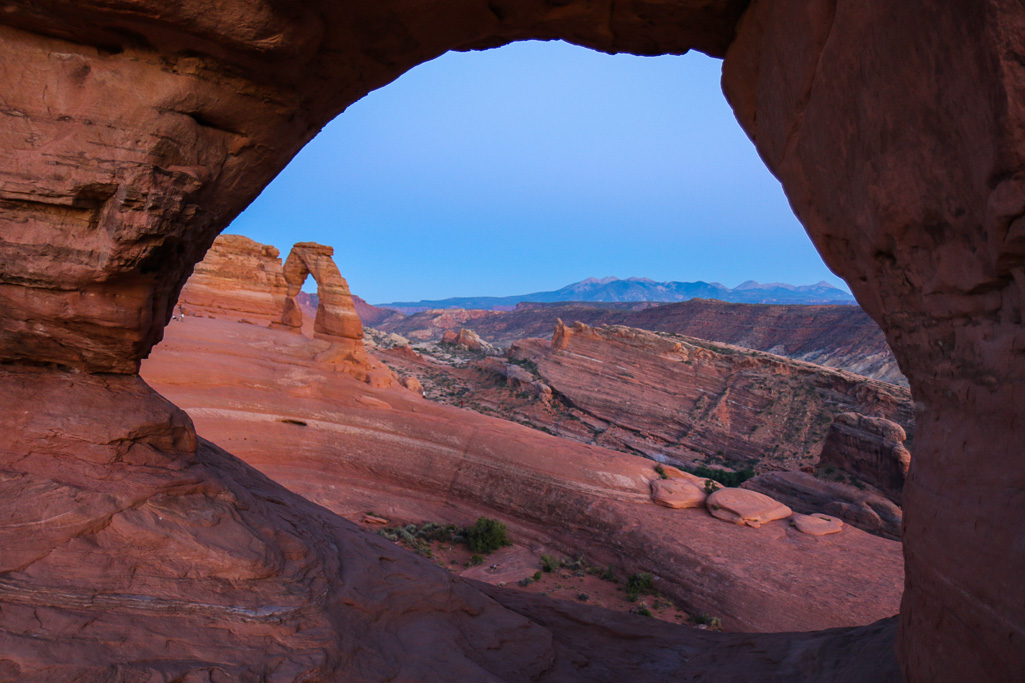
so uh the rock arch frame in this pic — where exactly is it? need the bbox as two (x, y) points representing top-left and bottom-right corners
(0, 0), (1023, 680)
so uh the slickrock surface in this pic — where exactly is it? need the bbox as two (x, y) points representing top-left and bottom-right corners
(473, 321), (913, 471)
(177, 234), (289, 325)
(3, 0), (1025, 678)
(376, 298), (906, 384)
(819, 413), (911, 504)
(141, 316), (904, 637)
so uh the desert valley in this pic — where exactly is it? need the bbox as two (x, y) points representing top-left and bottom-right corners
(141, 234), (911, 653)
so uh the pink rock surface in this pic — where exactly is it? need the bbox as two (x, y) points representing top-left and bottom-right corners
(792, 513), (844, 536)
(706, 488), (793, 528)
(651, 478), (707, 509)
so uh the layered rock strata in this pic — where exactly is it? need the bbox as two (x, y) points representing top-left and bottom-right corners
(504, 321), (913, 470)
(176, 234), (289, 325)
(819, 413), (911, 504)
(142, 315), (904, 635)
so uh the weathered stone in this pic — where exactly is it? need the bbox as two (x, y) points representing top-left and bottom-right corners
(706, 488), (792, 528)
(282, 242), (364, 342)
(819, 413), (911, 504)
(177, 234), (288, 325)
(743, 471), (902, 540)
(514, 321), (912, 470)
(792, 513), (843, 536)
(650, 478), (707, 509)
(1, 0), (1024, 679)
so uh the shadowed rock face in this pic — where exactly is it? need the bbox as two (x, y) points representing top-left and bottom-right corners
(1, 0), (1024, 680)
(819, 413), (911, 505)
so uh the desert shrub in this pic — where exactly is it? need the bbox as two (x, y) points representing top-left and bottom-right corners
(654, 464), (668, 480)
(577, 593), (589, 602)
(688, 613), (723, 630)
(626, 572), (655, 601)
(601, 565), (617, 583)
(464, 517), (511, 554)
(467, 554), (484, 567)
(533, 570), (543, 581)
(704, 479), (721, 494)
(690, 464), (755, 488)
(540, 554), (560, 573)
(635, 606), (653, 617)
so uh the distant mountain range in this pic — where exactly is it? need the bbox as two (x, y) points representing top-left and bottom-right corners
(377, 277), (856, 312)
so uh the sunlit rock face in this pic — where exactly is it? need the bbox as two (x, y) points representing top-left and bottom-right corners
(178, 234), (289, 325)
(0, 0), (1023, 680)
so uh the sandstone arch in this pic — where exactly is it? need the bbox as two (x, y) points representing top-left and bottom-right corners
(279, 242), (364, 341)
(1, 0), (1023, 680)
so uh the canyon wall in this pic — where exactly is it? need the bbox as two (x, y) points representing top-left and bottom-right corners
(378, 299), (906, 384)
(1, 0), (1024, 680)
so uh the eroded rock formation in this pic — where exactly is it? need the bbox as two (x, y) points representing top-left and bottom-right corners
(177, 234), (288, 325)
(142, 314), (904, 635)
(376, 298), (906, 383)
(281, 242), (364, 341)
(511, 321), (913, 470)
(2, 0), (1024, 680)
(743, 471), (903, 540)
(819, 413), (911, 504)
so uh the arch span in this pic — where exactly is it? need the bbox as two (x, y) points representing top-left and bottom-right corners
(0, 0), (1023, 680)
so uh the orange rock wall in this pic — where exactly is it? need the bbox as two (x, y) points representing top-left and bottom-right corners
(177, 234), (288, 325)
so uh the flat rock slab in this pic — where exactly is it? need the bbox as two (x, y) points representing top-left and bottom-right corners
(793, 513), (844, 536)
(707, 488), (792, 528)
(651, 478), (707, 509)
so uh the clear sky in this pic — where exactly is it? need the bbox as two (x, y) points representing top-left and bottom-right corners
(227, 40), (847, 305)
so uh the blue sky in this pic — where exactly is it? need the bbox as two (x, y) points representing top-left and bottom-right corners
(227, 40), (847, 305)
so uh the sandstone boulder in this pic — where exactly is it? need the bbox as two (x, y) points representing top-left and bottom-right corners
(651, 478), (707, 509)
(401, 376), (424, 395)
(706, 488), (792, 528)
(819, 413), (911, 504)
(792, 513), (844, 536)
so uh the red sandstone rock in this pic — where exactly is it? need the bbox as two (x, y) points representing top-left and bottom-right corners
(819, 413), (911, 505)
(141, 316), (903, 636)
(651, 478), (707, 509)
(792, 513), (844, 536)
(281, 242), (364, 342)
(706, 488), (793, 528)
(378, 299), (906, 384)
(1, 0), (1024, 678)
(177, 234), (289, 325)
(742, 471), (902, 540)
(508, 321), (913, 471)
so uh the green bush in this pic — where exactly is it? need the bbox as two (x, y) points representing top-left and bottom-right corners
(467, 554), (484, 567)
(626, 572), (655, 601)
(540, 554), (559, 573)
(654, 464), (668, 480)
(689, 464), (755, 488)
(464, 517), (511, 555)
